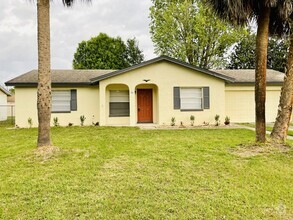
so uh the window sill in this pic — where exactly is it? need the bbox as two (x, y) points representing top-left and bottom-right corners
(180, 109), (203, 112)
(52, 111), (71, 113)
(109, 115), (130, 117)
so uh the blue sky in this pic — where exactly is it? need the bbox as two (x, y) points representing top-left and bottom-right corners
(0, 0), (155, 86)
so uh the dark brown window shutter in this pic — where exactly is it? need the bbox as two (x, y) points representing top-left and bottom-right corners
(203, 87), (210, 109)
(70, 89), (77, 111)
(173, 87), (180, 109)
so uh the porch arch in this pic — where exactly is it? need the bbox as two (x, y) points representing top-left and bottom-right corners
(134, 83), (159, 124)
(104, 83), (130, 126)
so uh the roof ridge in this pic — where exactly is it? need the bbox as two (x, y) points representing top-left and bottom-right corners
(90, 55), (235, 83)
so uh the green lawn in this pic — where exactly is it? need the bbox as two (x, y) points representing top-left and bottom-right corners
(266, 126), (293, 137)
(239, 123), (293, 136)
(0, 123), (292, 219)
(0, 116), (15, 128)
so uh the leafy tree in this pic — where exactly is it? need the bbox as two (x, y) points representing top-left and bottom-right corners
(73, 33), (144, 70)
(267, 38), (289, 72)
(227, 34), (289, 72)
(149, 0), (245, 69)
(35, 0), (90, 147)
(206, 0), (291, 143)
(227, 34), (256, 70)
(125, 38), (144, 67)
(9, 88), (15, 94)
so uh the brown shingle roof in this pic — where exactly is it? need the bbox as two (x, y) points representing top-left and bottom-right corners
(90, 56), (235, 83)
(5, 69), (115, 86)
(213, 69), (285, 84)
(5, 58), (285, 87)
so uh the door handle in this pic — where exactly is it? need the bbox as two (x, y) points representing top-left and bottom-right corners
(138, 107), (140, 111)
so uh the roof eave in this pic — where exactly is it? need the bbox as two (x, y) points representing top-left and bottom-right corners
(90, 56), (235, 83)
(226, 81), (283, 86)
(5, 82), (94, 87)
(0, 88), (11, 96)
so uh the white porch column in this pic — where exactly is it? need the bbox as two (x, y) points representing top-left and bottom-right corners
(99, 83), (106, 126)
(129, 86), (136, 126)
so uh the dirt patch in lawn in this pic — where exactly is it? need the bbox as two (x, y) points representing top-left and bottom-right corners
(232, 142), (292, 157)
(34, 146), (61, 161)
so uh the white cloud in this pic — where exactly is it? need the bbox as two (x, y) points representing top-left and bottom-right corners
(0, 0), (155, 85)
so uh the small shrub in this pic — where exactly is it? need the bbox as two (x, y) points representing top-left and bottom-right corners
(53, 117), (59, 127)
(215, 114), (220, 126)
(203, 121), (209, 126)
(190, 115), (195, 126)
(92, 115), (95, 125)
(171, 117), (176, 126)
(68, 123), (73, 127)
(224, 116), (230, 125)
(80, 115), (86, 126)
(28, 117), (32, 128)
(179, 121), (185, 128)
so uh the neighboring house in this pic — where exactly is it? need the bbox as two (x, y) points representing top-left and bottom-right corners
(7, 94), (15, 117)
(5, 56), (284, 127)
(0, 85), (11, 121)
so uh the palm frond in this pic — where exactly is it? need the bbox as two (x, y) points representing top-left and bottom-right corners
(62, 0), (91, 7)
(204, 0), (255, 25)
(205, 0), (292, 36)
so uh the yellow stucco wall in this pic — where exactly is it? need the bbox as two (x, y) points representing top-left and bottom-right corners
(225, 85), (281, 123)
(99, 61), (226, 126)
(13, 61), (284, 127)
(15, 87), (99, 127)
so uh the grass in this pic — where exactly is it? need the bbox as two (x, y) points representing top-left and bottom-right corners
(266, 126), (293, 137)
(0, 116), (15, 128)
(0, 123), (292, 219)
(239, 123), (293, 136)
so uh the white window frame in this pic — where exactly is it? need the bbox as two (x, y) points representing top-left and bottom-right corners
(109, 90), (130, 117)
(180, 87), (203, 110)
(52, 90), (71, 113)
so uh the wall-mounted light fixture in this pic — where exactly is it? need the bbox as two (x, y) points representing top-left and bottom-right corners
(143, 79), (150, 82)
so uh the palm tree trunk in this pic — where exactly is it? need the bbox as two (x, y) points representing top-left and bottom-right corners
(37, 0), (52, 147)
(255, 7), (270, 143)
(271, 22), (293, 142)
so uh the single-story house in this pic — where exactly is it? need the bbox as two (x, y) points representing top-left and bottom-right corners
(5, 56), (284, 127)
(0, 85), (11, 121)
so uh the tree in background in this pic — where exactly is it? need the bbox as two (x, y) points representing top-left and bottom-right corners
(73, 33), (144, 70)
(227, 34), (289, 72)
(267, 38), (289, 72)
(206, 0), (291, 143)
(149, 0), (245, 69)
(126, 38), (145, 67)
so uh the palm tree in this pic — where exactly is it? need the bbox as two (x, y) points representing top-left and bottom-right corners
(37, 0), (90, 147)
(271, 17), (293, 142)
(205, 0), (292, 143)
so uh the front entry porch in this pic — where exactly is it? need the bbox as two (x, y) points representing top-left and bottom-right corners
(99, 83), (158, 126)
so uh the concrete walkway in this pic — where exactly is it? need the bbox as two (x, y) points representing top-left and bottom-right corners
(239, 124), (293, 140)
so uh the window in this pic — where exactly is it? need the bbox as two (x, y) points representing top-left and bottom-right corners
(180, 88), (202, 110)
(109, 90), (130, 117)
(52, 90), (77, 113)
(174, 87), (210, 110)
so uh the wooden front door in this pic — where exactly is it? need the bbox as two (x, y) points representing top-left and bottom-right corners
(137, 89), (153, 123)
